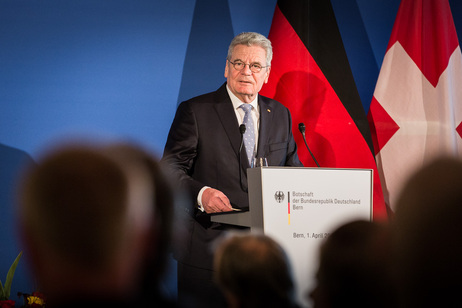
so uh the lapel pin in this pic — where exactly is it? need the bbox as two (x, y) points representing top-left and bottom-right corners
(267, 109), (271, 112)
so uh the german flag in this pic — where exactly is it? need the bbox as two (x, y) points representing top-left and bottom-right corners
(260, 0), (388, 220)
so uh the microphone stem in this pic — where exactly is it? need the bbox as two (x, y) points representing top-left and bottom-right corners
(302, 134), (320, 167)
(239, 125), (247, 192)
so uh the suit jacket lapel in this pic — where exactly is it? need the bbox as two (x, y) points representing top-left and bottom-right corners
(215, 84), (250, 190)
(214, 84), (241, 156)
(257, 97), (274, 158)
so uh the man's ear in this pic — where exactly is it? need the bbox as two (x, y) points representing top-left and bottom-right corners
(264, 66), (271, 83)
(224, 60), (229, 78)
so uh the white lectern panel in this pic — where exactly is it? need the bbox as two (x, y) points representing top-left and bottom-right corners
(247, 167), (372, 308)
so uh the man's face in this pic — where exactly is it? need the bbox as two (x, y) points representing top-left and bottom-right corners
(224, 44), (271, 103)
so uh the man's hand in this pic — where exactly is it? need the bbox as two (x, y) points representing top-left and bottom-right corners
(202, 187), (233, 213)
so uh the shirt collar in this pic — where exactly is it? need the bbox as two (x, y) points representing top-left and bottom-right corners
(226, 84), (259, 111)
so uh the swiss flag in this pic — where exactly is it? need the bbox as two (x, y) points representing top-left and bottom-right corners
(260, 0), (389, 221)
(368, 0), (462, 210)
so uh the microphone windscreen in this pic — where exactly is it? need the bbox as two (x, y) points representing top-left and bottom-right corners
(240, 124), (246, 135)
(298, 123), (306, 134)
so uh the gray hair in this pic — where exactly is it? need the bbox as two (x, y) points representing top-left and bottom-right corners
(227, 32), (273, 66)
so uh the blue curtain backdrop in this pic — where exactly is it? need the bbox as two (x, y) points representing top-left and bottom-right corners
(1, 0), (462, 300)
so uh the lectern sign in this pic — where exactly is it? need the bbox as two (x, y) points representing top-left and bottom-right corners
(247, 167), (373, 308)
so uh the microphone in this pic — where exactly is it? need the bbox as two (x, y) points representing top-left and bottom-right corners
(239, 124), (247, 192)
(298, 123), (320, 167)
(239, 124), (246, 153)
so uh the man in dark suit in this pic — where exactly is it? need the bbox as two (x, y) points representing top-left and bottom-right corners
(162, 32), (303, 307)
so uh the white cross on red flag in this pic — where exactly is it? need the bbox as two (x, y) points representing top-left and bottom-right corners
(368, 0), (462, 210)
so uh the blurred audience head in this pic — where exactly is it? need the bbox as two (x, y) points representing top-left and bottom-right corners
(393, 155), (462, 307)
(310, 219), (395, 308)
(213, 232), (299, 308)
(18, 141), (173, 305)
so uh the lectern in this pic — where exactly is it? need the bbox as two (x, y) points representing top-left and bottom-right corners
(211, 167), (373, 308)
